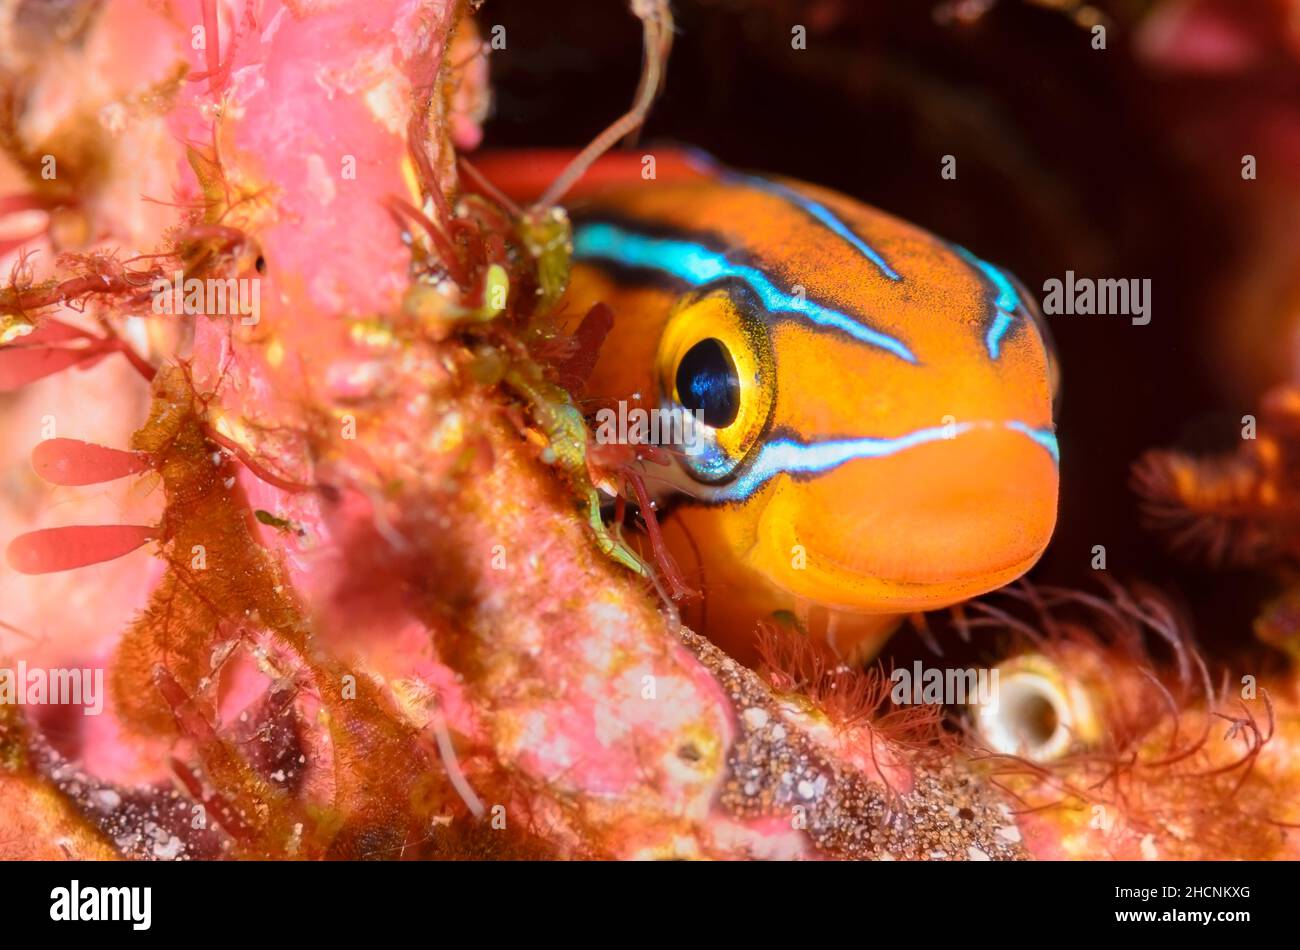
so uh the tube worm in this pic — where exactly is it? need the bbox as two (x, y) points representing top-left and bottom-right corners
(960, 584), (1300, 860)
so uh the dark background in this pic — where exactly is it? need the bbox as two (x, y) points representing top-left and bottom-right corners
(479, 0), (1292, 667)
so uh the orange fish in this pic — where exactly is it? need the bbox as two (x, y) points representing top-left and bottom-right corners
(483, 150), (1061, 661)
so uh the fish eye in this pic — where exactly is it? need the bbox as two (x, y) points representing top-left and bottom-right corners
(254, 254), (267, 275)
(655, 288), (775, 485)
(675, 338), (740, 428)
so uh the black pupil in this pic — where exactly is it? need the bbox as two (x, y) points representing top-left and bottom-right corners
(675, 338), (740, 428)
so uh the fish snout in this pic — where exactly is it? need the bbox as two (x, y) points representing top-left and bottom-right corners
(752, 421), (1059, 612)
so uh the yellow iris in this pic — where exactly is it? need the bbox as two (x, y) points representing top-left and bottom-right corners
(654, 288), (775, 480)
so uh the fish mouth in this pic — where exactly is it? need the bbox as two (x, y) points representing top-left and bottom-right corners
(748, 421), (1059, 612)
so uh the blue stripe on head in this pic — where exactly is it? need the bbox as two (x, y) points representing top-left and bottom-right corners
(573, 221), (917, 364)
(726, 174), (903, 282)
(1004, 421), (1060, 464)
(712, 420), (1059, 502)
(955, 246), (1024, 361)
(714, 424), (971, 501)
